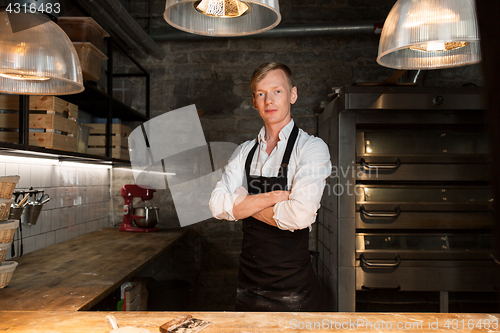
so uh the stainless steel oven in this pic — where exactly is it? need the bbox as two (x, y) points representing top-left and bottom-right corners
(317, 86), (499, 312)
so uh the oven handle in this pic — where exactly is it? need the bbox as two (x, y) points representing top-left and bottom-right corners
(360, 206), (401, 218)
(361, 286), (401, 291)
(360, 158), (401, 170)
(360, 254), (401, 268)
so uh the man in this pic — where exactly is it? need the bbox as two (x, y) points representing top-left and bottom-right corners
(209, 62), (331, 312)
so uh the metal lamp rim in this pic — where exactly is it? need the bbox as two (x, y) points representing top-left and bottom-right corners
(377, 41), (483, 70)
(378, 38), (482, 58)
(164, 0), (281, 37)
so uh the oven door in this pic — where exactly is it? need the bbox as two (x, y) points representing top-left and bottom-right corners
(355, 233), (496, 291)
(355, 185), (494, 229)
(356, 129), (490, 182)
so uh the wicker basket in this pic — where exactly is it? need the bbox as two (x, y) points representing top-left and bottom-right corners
(0, 220), (19, 244)
(0, 261), (18, 289)
(0, 199), (14, 222)
(0, 176), (20, 199)
(0, 242), (11, 265)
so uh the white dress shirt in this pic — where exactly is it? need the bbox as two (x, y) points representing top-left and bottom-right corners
(209, 119), (332, 231)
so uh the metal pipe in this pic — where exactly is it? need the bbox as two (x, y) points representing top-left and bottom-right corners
(151, 22), (382, 41)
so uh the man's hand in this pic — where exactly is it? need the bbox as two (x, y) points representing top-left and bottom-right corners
(267, 190), (290, 204)
(252, 207), (278, 227)
(232, 190), (290, 220)
(251, 191), (291, 227)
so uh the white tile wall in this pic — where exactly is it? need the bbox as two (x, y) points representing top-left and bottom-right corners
(1, 157), (111, 259)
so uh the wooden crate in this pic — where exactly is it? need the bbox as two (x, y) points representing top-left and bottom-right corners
(123, 281), (148, 311)
(0, 95), (78, 119)
(84, 123), (132, 160)
(0, 113), (78, 135)
(0, 95), (78, 152)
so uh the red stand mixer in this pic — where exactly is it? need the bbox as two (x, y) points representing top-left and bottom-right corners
(120, 184), (160, 232)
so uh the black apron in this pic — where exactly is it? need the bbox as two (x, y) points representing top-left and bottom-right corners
(235, 124), (326, 312)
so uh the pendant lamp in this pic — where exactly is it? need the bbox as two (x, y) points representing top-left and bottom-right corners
(164, 0), (281, 37)
(0, 3), (84, 95)
(377, 0), (481, 69)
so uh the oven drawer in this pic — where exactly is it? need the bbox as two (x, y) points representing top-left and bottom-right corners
(355, 129), (489, 181)
(356, 160), (490, 182)
(356, 185), (493, 213)
(356, 233), (494, 261)
(356, 261), (498, 292)
(356, 211), (494, 230)
(357, 130), (489, 156)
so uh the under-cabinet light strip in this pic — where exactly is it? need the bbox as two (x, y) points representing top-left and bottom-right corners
(0, 155), (112, 169)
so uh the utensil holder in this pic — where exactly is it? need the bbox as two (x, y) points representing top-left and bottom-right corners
(9, 206), (24, 221)
(21, 203), (43, 225)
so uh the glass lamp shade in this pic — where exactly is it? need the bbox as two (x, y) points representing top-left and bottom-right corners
(0, 11), (84, 95)
(164, 0), (281, 37)
(377, 0), (481, 70)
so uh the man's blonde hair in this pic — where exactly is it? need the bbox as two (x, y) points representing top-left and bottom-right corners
(250, 62), (294, 94)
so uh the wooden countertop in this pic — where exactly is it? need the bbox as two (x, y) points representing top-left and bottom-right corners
(0, 311), (498, 332)
(0, 227), (188, 311)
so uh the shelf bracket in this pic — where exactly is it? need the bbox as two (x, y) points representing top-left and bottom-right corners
(18, 95), (30, 148)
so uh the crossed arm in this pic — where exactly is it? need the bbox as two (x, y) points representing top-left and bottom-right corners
(209, 137), (331, 231)
(232, 189), (290, 227)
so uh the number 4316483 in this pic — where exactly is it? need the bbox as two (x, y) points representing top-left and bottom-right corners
(444, 319), (498, 330)
(6, 2), (61, 14)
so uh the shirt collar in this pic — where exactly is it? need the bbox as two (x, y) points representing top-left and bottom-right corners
(257, 119), (295, 144)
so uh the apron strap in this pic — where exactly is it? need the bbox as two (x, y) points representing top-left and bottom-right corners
(281, 124), (299, 168)
(245, 123), (300, 178)
(245, 140), (259, 177)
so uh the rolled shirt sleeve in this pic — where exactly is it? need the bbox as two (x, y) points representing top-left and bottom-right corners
(209, 143), (248, 221)
(273, 137), (331, 231)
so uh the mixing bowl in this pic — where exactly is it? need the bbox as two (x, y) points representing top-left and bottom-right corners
(133, 207), (159, 228)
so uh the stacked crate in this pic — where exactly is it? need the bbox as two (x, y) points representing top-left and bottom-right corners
(58, 17), (109, 82)
(84, 123), (132, 160)
(0, 96), (78, 152)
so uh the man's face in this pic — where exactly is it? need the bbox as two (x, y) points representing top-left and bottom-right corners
(253, 69), (298, 128)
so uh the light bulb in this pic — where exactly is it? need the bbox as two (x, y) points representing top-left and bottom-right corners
(410, 41), (469, 52)
(0, 73), (50, 81)
(195, 0), (250, 18)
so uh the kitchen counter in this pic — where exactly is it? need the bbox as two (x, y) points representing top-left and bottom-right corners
(0, 311), (498, 332)
(0, 227), (188, 311)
